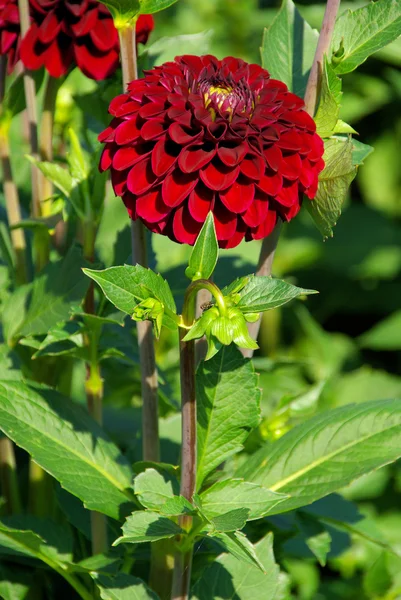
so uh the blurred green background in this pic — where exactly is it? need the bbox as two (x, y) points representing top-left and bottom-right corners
(1, 0), (401, 597)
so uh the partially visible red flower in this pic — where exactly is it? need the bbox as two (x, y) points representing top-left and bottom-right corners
(0, 0), (20, 73)
(99, 55), (325, 248)
(136, 14), (154, 46)
(20, 0), (119, 80)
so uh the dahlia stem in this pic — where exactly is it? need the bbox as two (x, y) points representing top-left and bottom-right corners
(303, 0), (341, 116)
(17, 0), (41, 219)
(171, 284), (198, 600)
(247, 0), (341, 355)
(242, 222), (281, 358)
(118, 24), (160, 464)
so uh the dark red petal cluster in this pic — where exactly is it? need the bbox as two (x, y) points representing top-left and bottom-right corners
(99, 55), (325, 248)
(0, 0), (21, 73)
(19, 0), (119, 79)
(136, 14), (154, 45)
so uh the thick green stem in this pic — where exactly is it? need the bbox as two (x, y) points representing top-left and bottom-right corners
(0, 437), (22, 514)
(118, 25), (160, 464)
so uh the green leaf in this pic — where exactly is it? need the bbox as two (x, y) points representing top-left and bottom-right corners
(26, 157), (73, 198)
(159, 496), (194, 516)
(314, 59), (342, 139)
(238, 398), (401, 515)
(200, 478), (287, 521)
(97, 574), (159, 600)
(185, 212), (218, 281)
(0, 69), (45, 127)
(0, 381), (134, 520)
(67, 129), (89, 183)
(331, 0), (401, 74)
(192, 533), (280, 599)
(17, 246), (90, 337)
(296, 512), (331, 566)
(210, 509), (250, 533)
(211, 531), (265, 573)
(1, 284), (32, 344)
(261, 0), (318, 96)
(134, 468), (179, 510)
(84, 265), (177, 331)
(139, 0), (178, 14)
(0, 516), (73, 570)
(306, 137), (356, 239)
(97, 0), (139, 23)
(352, 139), (374, 166)
(0, 564), (31, 600)
(236, 275), (317, 313)
(114, 511), (183, 545)
(359, 310), (401, 350)
(196, 345), (261, 490)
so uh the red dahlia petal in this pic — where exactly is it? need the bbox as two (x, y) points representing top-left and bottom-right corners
(136, 188), (170, 223)
(139, 102), (166, 119)
(178, 143), (216, 173)
(89, 16), (118, 52)
(162, 170), (198, 208)
(20, 24), (48, 70)
(257, 172), (283, 196)
(115, 119), (141, 145)
(74, 43), (119, 81)
(219, 221), (247, 249)
(37, 11), (60, 44)
(219, 181), (255, 213)
(113, 145), (151, 171)
(200, 161), (240, 191)
(42, 37), (73, 78)
(100, 146), (113, 171)
(281, 153), (302, 180)
(277, 130), (302, 151)
(152, 137), (180, 177)
(263, 146), (282, 172)
(188, 183), (214, 222)
(242, 193), (269, 227)
(213, 201), (237, 240)
(71, 8), (98, 36)
(240, 154), (265, 180)
(173, 205), (202, 245)
(111, 169), (127, 196)
(276, 181), (300, 207)
(248, 209), (277, 240)
(127, 158), (157, 195)
(141, 119), (167, 141)
(169, 122), (202, 145)
(218, 143), (247, 167)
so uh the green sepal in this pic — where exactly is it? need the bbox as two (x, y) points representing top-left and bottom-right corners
(131, 297), (164, 338)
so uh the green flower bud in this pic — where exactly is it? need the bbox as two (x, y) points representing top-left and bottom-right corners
(132, 298), (164, 338)
(244, 312), (260, 323)
(211, 316), (235, 345)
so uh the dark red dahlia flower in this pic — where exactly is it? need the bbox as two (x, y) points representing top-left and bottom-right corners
(0, 0), (21, 73)
(99, 55), (325, 248)
(20, 0), (119, 80)
(136, 14), (154, 46)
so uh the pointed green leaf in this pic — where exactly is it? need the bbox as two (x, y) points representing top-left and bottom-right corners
(0, 381), (134, 520)
(134, 468), (179, 510)
(296, 512), (331, 566)
(238, 398), (401, 515)
(211, 531), (265, 573)
(185, 212), (218, 281)
(17, 246), (90, 337)
(139, 0), (179, 15)
(331, 0), (401, 74)
(114, 511), (183, 545)
(26, 157), (73, 198)
(352, 139), (374, 166)
(196, 345), (261, 490)
(236, 275), (317, 313)
(97, 574), (159, 600)
(200, 479), (287, 521)
(261, 0), (318, 96)
(314, 58), (342, 139)
(210, 509), (249, 533)
(359, 310), (401, 351)
(192, 533), (280, 599)
(159, 496), (194, 516)
(306, 137), (356, 239)
(84, 265), (176, 331)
